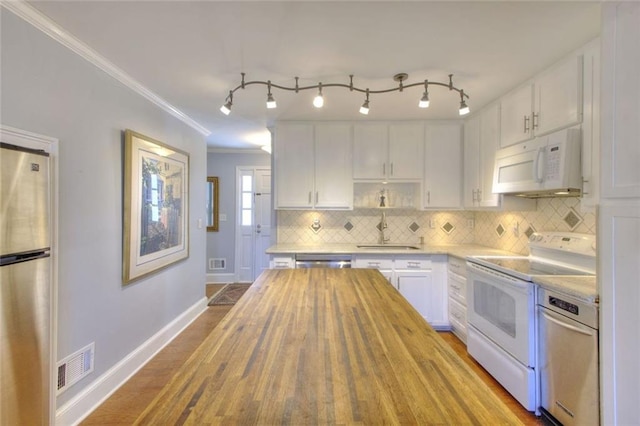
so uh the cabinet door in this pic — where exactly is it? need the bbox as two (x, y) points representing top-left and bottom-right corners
(389, 123), (424, 180)
(314, 124), (353, 209)
(463, 116), (481, 208)
(274, 124), (314, 208)
(478, 104), (501, 207)
(353, 123), (388, 179)
(534, 54), (583, 137)
(601, 2), (640, 199)
(396, 270), (432, 322)
(500, 83), (534, 147)
(424, 123), (462, 208)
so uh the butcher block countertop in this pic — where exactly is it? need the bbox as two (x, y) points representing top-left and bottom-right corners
(136, 269), (523, 425)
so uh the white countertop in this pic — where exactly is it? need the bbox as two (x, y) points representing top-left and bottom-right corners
(266, 242), (599, 303)
(266, 243), (518, 258)
(533, 275), (598, 304)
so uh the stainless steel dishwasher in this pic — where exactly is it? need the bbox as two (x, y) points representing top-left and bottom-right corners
(294, 254), (351, 269)
(537, 287), (599, 426)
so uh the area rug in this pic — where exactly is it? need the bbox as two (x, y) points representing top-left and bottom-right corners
(208, 283), (252, 306)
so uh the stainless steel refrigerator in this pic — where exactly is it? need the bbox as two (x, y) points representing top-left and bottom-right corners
(1, 142), (51, 425)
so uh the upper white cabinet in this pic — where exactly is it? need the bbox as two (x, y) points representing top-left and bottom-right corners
(424, 123), (462, 209)
(464, 104), (535, 210)
(500, 84), (534, 147)
(534, 54), (583, 136)
(353, 122), (424, 180)
(274, 123), (315, 208)
(314, 124), (354, 208)
(500, 54), (583, 148)
(274, 122), (353, 209)
(464, 103), (501, 208)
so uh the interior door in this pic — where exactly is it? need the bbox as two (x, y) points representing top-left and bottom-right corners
(253, 169), (271, 279)
(236, 167), (272, 283)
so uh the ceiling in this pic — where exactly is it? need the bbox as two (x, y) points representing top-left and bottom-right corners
(27, 1), (601, 150)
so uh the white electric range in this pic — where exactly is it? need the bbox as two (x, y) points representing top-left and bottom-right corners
(465, 232), (596, 414)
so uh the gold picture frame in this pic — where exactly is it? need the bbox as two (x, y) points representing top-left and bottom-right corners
(207, 176), (219, 232)
(123, 129), (189, 284)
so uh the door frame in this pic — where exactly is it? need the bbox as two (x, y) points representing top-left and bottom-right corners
(233, 166), (272, 282)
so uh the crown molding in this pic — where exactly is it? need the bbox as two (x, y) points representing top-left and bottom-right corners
(1, 1), (211, 137)
(207, 148), (269, 155)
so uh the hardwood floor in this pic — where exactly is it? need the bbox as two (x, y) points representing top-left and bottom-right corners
(82, 306), (541, 425)
(438, 332), (543, 426)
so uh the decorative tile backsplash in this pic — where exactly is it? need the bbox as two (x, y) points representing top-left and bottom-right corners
(276, 197), (596, 255)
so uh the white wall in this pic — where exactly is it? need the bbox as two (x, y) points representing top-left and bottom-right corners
(1, 9), (207, 415)
(206, 151), (271, 280)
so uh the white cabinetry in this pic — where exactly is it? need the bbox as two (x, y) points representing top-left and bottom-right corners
(274, 122), (352, 209)
(500, 54), (583, 148)
(600, 4), (640, 424)
(423, 123), (462, 209)
(354, 254), (447, 328)
(447, 256), (468, 343)
(353, 122), (423, 180)
(500, 84), (534, 147)
(463, 104), (535, 211)
(269, 255), (295, 269)
(580, 39), (601, 209)
(463, 103), (501, 208)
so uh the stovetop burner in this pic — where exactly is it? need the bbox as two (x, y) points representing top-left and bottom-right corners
(468, 232), (597, 281)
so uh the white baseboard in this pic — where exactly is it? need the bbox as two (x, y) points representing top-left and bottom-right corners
(55, 297), (208, 426)
(206, 272), (236, 283)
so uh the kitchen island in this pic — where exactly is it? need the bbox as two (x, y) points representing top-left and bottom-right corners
(136, 269), (523, 425)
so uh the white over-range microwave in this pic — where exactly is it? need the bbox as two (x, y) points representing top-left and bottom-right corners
(492, 128), (582, 198)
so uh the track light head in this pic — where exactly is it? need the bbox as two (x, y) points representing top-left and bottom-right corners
(220, 101), (232, 115)
(313, 83), (324, 108)
(458, 90), (470, 115)
(359, 89), (370, 115)
(266, 81), (277, 109)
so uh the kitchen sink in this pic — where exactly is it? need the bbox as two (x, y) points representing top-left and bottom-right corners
(357, 244), (420, 250)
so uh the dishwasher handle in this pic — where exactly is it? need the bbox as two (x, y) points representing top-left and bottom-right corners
(540, 308), (595, 336)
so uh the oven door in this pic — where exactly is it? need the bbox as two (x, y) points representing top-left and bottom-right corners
(466, 261), (536, 367)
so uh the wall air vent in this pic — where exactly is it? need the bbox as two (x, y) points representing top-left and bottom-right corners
(209, 258), (226, 270)
(57, 342), (94, 394)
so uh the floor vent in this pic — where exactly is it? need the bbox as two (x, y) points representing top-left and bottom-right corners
(209, 258), (226, 270)
(57, 342), (94, 394)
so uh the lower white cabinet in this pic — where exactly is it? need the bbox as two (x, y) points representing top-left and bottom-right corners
(269, 255), (295, 269)
(447, 256), (468, 343)
(354, 254), (448, 329)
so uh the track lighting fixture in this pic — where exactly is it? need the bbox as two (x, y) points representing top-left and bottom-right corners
(418, 80), (430, 108)
(359, 89), (370, 115)
(219, 72), (469, 116)
(313, 83), (324, 108)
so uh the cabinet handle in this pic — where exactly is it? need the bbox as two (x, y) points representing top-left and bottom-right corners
(453, 312), (462, 319)
(477, 189), (482, 201)
(315, 191), (319, 204)
(308, 191), (312, 204)
(427, 191), (431, 204)
(390, 162), (394, 176)
(472, 189), (477, 202)
(532, 112), (539, 129)
(524, 115), (530, 133)
(368, 262), (381, 267)
(383, 163), (386, 176)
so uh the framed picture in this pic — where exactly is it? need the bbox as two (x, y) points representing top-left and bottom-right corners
(123, 129), (189, 284)
(206, 176), (219, 232)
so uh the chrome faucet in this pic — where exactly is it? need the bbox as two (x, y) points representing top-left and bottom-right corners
(379, 211), (390, 244)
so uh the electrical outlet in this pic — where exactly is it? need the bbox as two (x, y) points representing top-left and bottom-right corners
(220, 214), (227, 221)
(467, 219), (475, 229)
(429, 219), (436, 229)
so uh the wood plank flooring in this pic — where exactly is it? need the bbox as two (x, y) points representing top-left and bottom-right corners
(83, 274), (542, 425)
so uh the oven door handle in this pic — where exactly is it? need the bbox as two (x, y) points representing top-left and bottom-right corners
(467, 262), (530, 290)
(541, 309), (595, 337)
